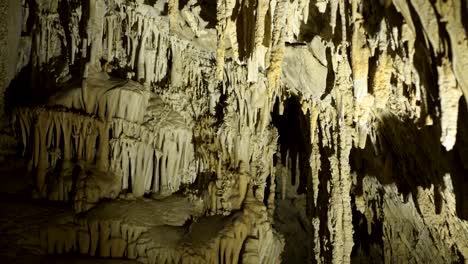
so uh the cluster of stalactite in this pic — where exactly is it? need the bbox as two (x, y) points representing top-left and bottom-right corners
(13, 105), (196, 204)
(23, 0), (218, 97)
(8, 0), (468, 262)
(271, 0), (468, 262)
(189, 59), (279, 216)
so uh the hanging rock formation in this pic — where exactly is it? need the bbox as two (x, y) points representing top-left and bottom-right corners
(1, 0), (468, 263)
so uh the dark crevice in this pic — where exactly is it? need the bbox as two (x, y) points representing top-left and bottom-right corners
(272, 96), (311, 194)
(144, 0), (158, 6)
(264, 175), (271, 206)
(316, 124), (332, 263)
(459, 0), (468, 37)
(350, 195), (384, 262)
(299, 1), (333, 42)
(320, 47), (335, 100)
(450, 99), (468, 220)
(362, 0), (385, 37)
(197, 0), (217, 29)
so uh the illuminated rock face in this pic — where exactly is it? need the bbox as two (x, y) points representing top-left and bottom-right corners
(2, 0), (468, 263)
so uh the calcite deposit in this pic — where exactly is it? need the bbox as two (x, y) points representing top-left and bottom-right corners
(0, 0), (468, 263)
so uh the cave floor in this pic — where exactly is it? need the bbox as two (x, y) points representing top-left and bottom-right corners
(0, 193), (140, 264)
(0, 158), (140, 263)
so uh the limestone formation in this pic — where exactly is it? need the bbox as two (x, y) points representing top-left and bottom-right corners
(0, 0), (468, 263)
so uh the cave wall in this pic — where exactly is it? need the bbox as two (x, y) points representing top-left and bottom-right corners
(0, 0), (22, 116)
(0, 0), (23, 156)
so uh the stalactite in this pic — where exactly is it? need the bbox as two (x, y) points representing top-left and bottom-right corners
(170, 41), (184, 88)
(267, 0), (288, 97)
(168, 0), (179, 32)
(14, 103), (195, 201)
(355, 95), (374, 149)
(330, 0), (340, 34)
(142, 146), (154, 194)
(133, 143), (146, 197)
(137, 19), (151, 82)
(96, 121), (109, 171)
(409, 0), (441, 53)
(351, 0), (369, 101)
(304, 101), (320, 209)
(372, 52), (393, 109)
(215, 0), (229, 81)
(248, 0), (269, 82)
(105, 16), (112, 63)
(35, 110), (52, 195)
(435, 0), (468, 110)
(438, 58), (462, 151)
(145, 49), (156, 85)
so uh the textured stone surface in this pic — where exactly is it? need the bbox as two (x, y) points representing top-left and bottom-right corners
(2, 0), (468, 263)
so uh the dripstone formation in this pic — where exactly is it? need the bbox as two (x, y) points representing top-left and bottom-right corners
(1, 0), (468, 263)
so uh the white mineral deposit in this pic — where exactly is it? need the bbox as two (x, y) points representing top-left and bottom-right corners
(0, 0), (468, 263)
